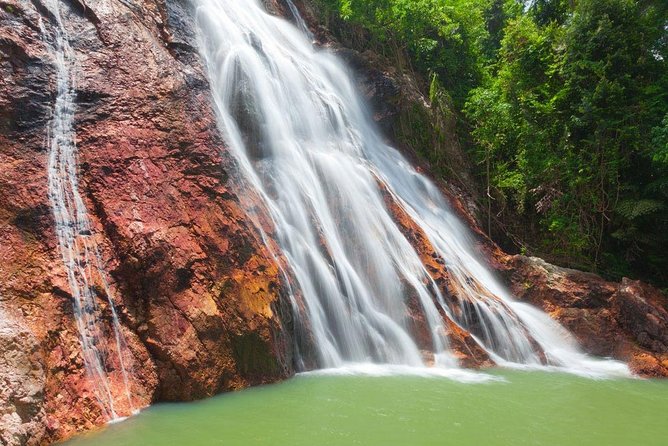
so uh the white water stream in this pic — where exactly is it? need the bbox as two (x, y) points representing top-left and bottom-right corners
(43, 0), (134, 419)
(194, 0), (628, 378)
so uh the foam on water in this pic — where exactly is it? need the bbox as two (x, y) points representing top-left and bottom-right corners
(299, 364), (501, 383)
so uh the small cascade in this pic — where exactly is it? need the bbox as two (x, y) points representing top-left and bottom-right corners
(194, 0), (628, 377)
(284, 0), (314, 41)
(43, 0), (135, 419)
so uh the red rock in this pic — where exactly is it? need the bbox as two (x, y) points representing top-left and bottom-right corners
(497, 256), (668, 377)
(1, 0), (293, 443)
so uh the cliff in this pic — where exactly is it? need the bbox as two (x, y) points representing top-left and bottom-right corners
(1, 0), (293, 443)
(0, 0), (666, 444)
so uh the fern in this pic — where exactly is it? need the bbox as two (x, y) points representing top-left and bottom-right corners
(616, 199), (665, 220)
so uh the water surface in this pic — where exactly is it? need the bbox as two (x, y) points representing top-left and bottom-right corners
(65, 370), (668, 445)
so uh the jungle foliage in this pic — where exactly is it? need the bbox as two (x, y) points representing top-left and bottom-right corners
(317, 0), (668, 287)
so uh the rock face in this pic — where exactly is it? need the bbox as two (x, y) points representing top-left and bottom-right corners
(1, 0), (293, 443)
(0, 310), (46, 446)
(1, 0), (667, 444)
(499, 256), (668, 377)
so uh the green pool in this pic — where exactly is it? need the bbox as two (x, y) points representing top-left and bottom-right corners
(63, 368), (668, 446)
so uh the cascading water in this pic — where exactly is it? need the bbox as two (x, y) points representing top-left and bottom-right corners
(194, 0), (629, 377)
(284, 0), (314, 41)
(43, 0), (135, 419)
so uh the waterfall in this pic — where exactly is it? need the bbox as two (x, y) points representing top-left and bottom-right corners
(43, 0), (135, 419)
(284, 0), (314, 41)
(194, 0), (629, 377)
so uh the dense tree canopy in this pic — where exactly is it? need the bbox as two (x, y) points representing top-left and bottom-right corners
(319, 0), (668, 288)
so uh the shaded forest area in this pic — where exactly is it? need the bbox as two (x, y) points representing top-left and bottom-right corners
(315, 0), (668, 289)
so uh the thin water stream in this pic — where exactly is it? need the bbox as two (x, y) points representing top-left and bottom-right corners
(43, 0), (134, 420)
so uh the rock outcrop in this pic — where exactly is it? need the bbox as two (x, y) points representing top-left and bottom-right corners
(500, 256), (668, 377)
(0, 310), (46, 446)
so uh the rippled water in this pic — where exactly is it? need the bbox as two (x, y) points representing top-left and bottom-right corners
(64, 371), (668, 446)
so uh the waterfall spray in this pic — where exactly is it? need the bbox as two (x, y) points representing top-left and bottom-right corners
(43, 0), (135, 419)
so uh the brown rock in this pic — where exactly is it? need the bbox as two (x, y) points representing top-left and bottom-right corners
(611, 278), (668, 353)
(1, 0), (294, 443)
(498, 256), (668, 377)
(0, 309), (46, 446)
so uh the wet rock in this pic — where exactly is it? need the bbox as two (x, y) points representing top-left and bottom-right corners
(500, 256), (668, 377)
(0, 310), (46, 446)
